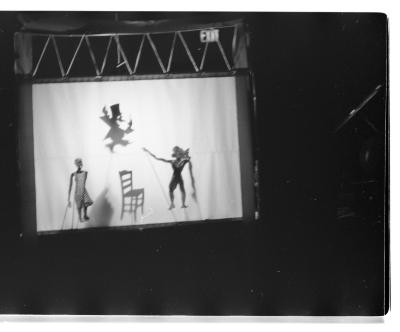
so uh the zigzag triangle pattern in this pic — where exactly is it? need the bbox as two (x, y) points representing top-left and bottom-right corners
(32, 28), (235, 78)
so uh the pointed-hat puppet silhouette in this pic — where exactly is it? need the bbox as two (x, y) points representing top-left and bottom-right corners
(100, 103), (134, 152)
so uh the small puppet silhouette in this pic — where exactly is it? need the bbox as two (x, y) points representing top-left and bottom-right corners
(68, 158), (93, 222)
(100, 103), (134, 152)
(143, 146), (192, 210)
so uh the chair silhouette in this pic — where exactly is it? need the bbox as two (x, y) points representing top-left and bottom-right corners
(119, 170), (144, 222)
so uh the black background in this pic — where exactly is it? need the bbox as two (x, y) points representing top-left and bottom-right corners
(0, 12), (388, 315)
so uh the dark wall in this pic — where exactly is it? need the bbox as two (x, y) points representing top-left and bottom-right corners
(250, 13), (386, 217)
(0, 12), (388, 315)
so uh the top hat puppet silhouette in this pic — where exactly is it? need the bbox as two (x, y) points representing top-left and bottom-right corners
(110, 103), (122, 120)
(100, 103), (134, 152)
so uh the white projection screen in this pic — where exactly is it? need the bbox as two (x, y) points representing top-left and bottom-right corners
(28, 76), (251, 233)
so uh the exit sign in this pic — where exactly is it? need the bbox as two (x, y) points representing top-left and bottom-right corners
(200, 29), (219, 43)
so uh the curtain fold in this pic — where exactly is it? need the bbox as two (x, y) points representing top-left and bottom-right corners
(14, 32), (32, 75)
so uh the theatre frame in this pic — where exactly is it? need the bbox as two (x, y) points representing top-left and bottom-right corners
(15, 19), (259, 237)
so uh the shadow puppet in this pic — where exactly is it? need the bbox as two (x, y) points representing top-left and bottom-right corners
(90, 188), (114, 228)
(143, 146), (196, 210)
(67, 158), (93, 222)
(119, 170), (144, 223)
(100, 104), (134, 152)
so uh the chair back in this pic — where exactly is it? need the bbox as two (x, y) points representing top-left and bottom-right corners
(119, 170), (133, 196)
